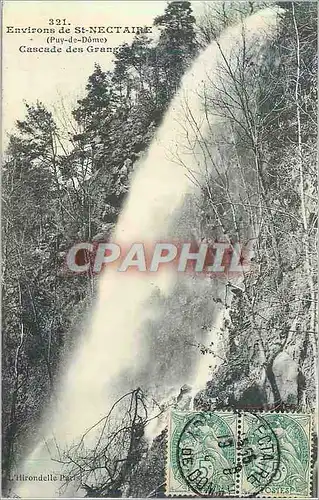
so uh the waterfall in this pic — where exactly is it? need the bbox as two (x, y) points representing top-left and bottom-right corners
(13, 7), (281, 498)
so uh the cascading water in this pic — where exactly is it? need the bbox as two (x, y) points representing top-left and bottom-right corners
(14, 7), (281, 498)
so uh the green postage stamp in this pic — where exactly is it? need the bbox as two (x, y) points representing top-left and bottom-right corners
(167, 410), (314, 498)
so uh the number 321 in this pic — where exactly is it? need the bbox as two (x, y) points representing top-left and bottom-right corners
(49, 19), (68, 26)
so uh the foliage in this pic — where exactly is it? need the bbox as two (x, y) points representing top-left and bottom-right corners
(1, 1), (317, 496)
(2, 2), (198, 492)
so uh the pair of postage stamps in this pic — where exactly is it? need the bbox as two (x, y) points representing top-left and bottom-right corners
(166, 410), (314, 498)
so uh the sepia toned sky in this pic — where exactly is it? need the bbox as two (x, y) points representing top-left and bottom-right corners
(2, 0), (170, 140)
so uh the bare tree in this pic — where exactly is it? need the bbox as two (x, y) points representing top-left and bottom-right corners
(56, 389), (165, 497)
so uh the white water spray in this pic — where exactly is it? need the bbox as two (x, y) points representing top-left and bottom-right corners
(13, 8), (281, 498)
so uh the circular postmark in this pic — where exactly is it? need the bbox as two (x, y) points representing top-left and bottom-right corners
(240, 412), (281, 496)
(176, 411), (280, 497)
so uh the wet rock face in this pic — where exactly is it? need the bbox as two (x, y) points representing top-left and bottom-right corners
(236, 384), (267, 409)
(272, 351), (299, 404)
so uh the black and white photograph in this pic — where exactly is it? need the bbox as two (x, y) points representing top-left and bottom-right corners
(1, 1), (318, 498)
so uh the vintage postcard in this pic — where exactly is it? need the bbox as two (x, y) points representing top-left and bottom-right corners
(1, 1), (317, 498)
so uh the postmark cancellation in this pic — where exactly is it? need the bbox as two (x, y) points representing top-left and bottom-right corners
(166, 410), (314, 498)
